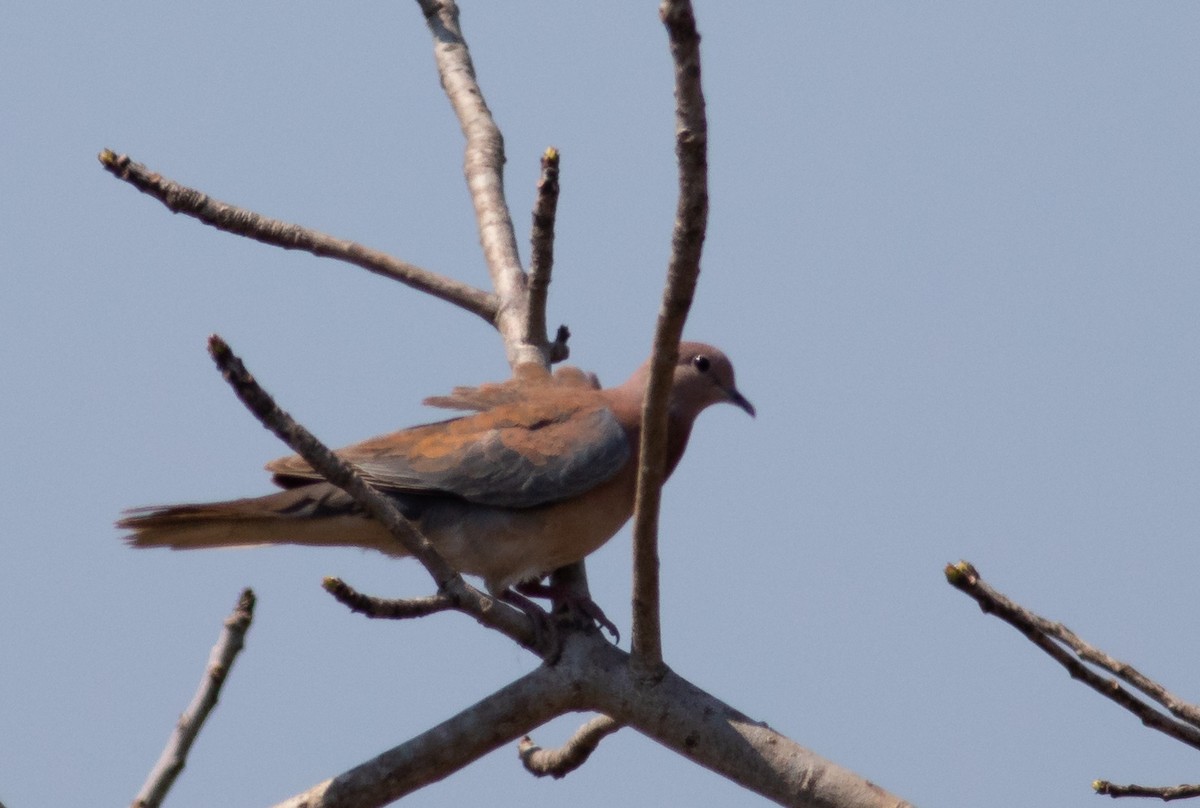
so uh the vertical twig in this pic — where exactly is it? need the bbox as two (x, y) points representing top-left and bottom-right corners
(525, 147), (561, 352)
(132, 589), (256, 808)
(630, 0), (709, 679)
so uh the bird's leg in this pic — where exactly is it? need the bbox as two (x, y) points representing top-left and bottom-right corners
(499, 588), (556, 652)
(515, 580), (620, 644)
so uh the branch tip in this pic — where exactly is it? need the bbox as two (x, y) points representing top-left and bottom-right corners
(206, 333), (230, 361)
(943, 560), (977, 586)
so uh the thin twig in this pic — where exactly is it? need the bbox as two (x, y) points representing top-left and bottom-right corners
(415, 0), (542, 369)
(132, 589), (256, 808)
(549, 324), (571, 363)
(525, 147), (560, 352)
(98, 150), (499, 324)
(630, 0), (709, 679)
(1094, 781), (1200, 801)
(946, 562), (1200, 752)
(1026, 599), (1200, 730)
(323, 577), (455, 620)
(205, 334), (541, 653)
(518, 714), (623, 779)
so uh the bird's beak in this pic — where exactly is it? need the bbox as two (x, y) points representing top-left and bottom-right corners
(726, 387), (756, 418)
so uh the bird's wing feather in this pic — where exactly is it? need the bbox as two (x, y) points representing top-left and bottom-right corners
(265, 391), (630, 509)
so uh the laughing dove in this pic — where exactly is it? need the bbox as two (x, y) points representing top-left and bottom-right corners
(119, 342), (754, 611)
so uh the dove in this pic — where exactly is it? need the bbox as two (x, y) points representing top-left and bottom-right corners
(120, 343), (753, 632)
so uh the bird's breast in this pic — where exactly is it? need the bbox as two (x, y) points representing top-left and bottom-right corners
(416, 473), (637, 595)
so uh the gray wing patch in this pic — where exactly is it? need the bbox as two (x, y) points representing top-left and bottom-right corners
(352, 407), (631, 509)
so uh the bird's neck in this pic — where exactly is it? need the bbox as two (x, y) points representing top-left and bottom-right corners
(605, 376), (694, 481)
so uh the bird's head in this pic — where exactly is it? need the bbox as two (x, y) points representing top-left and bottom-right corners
(669, 342), (755, 421)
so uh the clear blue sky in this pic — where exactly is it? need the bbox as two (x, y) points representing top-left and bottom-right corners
(4, 2), (1200, 806)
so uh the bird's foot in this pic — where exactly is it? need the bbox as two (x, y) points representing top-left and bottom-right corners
(514, 580), (620, 644)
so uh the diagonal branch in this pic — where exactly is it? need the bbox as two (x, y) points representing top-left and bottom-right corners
(415, 0), (543, 369)
(132, 589), (255, 808)
(1017, 590), (1200, 730)
(946, 562), (1200, 752)
(271, 663), (577, 808)
(518, 714), (623, 779)
(630, 0), (709, 678)
(575, 635), (915, 808)
(98, 150), (499, 324)
(206, 334), (542, 653)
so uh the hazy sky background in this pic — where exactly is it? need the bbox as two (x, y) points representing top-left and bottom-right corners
(4, 2), (1200, 806)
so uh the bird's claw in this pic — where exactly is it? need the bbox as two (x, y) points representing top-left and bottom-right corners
(513, 580), (620, 644)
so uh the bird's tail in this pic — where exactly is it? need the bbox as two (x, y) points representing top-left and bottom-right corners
(117, 483), (406, 557)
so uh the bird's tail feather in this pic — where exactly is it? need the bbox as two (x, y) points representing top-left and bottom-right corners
(117, 484), (406, 557)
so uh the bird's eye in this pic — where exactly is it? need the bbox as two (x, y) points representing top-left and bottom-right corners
(691, 355), (711, 373)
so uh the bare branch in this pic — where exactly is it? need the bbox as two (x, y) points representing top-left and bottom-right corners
(525, 147), (560, 352)
(1094, 781), (1200, 801)
(272, 633), (913, 808)
(205, 334), (542, 653)
(415, 1), (542, 368)
(271, 663), (577, 808)
(630, 0), (709, 678)
(323, 577), (456, 620)
(946, 562), (1200, 752)
(132, 589), (255, 808)
(97, 150), (499, 324)
(1012, 586), (1200, 730)
(518, 715), (622, 779)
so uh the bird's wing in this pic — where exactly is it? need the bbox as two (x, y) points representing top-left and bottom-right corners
(265, 390), (631, 509)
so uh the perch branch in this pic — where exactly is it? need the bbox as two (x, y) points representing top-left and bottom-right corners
(946, 562), (1200, 752)
(525, 147), (560, 354)
(273, 631), (914, 808)
(415, 0), (542, 368)
(98, 150), (498, 324)
(630, 0), (709, 678)
(206, 334), (542, 653)
(518, 714), (623, 779)
(132, 589), (255, 808)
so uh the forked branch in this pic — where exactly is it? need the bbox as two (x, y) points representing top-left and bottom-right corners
(417, 0), (544, 368)
(948, 561), (1200, 796)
